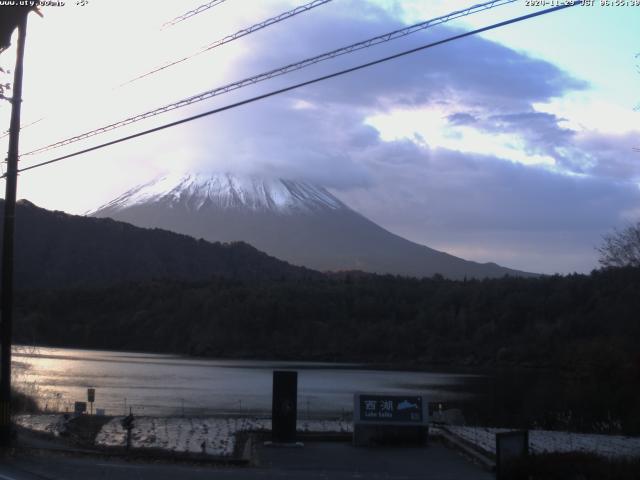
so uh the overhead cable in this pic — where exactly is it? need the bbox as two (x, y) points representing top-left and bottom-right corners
(162, 0), (228, 29)
(22, 0), (518, 157)
(0, 117), (43, 140)
(2, 0), (334, 142)
(6, 2), (581, 179)
(127, 0), (334, 86)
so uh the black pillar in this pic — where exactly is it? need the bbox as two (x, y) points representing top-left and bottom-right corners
(272, 370), (297, 443)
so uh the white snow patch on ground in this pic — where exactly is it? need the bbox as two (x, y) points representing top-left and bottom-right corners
(445, 426), (640, 460)
(95, 417), (352, 457)
(14, 414), (67, 436)
(16, 414), (640, 460)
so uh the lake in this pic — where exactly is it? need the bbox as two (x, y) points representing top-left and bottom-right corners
(13, 346), (477, 417)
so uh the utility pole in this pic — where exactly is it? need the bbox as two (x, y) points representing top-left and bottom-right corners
(0, 12), (28, 448)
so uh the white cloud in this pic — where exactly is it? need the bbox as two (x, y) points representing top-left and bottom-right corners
(365, 106), (557, 167)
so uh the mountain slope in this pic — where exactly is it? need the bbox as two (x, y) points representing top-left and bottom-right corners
(91, 172), (536, 279)
(0, 199), (317, 289)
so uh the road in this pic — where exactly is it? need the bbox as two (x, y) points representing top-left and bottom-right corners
(0, 442), (493, 479)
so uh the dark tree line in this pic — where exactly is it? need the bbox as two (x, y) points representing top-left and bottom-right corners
(13, 266), (640, 433)
(16, 268), (640, 366)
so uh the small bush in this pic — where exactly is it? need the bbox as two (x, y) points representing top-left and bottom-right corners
(11, 388), (39, 414)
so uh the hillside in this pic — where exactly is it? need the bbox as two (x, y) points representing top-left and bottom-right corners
(91, 172), (537, 279)
(0, 199), (317, 289)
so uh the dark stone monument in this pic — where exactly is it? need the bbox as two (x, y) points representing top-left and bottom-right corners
(496, 430), (529, 480)
(272, 370), (298, 444)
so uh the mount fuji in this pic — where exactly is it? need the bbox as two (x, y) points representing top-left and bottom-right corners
(89, 172), (535, 279)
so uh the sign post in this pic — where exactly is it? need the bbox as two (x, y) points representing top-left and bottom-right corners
(121, 409), (134, 450)
(87, 388), (95, 415)
(353, 393), (428, 446)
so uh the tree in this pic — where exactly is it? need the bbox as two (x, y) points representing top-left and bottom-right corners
(598, 222), (640, 268)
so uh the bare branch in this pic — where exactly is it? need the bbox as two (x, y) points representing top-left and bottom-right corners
(598, 223), (640, 268)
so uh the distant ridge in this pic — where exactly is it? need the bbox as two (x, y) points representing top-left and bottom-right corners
(0, 199), (317, 289)
(90, 171), (537, 279)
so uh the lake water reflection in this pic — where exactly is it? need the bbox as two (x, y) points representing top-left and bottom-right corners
(13, 346), (477, 416)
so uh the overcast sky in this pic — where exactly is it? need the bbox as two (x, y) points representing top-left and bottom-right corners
(1, 0), (639, 274)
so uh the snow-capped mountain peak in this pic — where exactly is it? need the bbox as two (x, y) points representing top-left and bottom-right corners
(90, 172), (346, 215)
(90, 171), (535, 279)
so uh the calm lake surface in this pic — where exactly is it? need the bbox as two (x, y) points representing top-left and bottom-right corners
(13, 346), (478, 416)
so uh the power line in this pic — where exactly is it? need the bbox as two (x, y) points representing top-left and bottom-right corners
(22, 0), (518, 158)
(125, 0), (334, 87)
(6, 2), (581, 179)
(161, 0), (228, 29)
(0, 117), (43, 140)
(2, 1), (334, 147)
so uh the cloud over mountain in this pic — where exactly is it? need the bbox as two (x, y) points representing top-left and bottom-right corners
(14, 0), (639, 275)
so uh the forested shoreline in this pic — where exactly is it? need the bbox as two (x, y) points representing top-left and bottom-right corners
(13, 266), (640, 432)
(15, 267), (639, 365)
